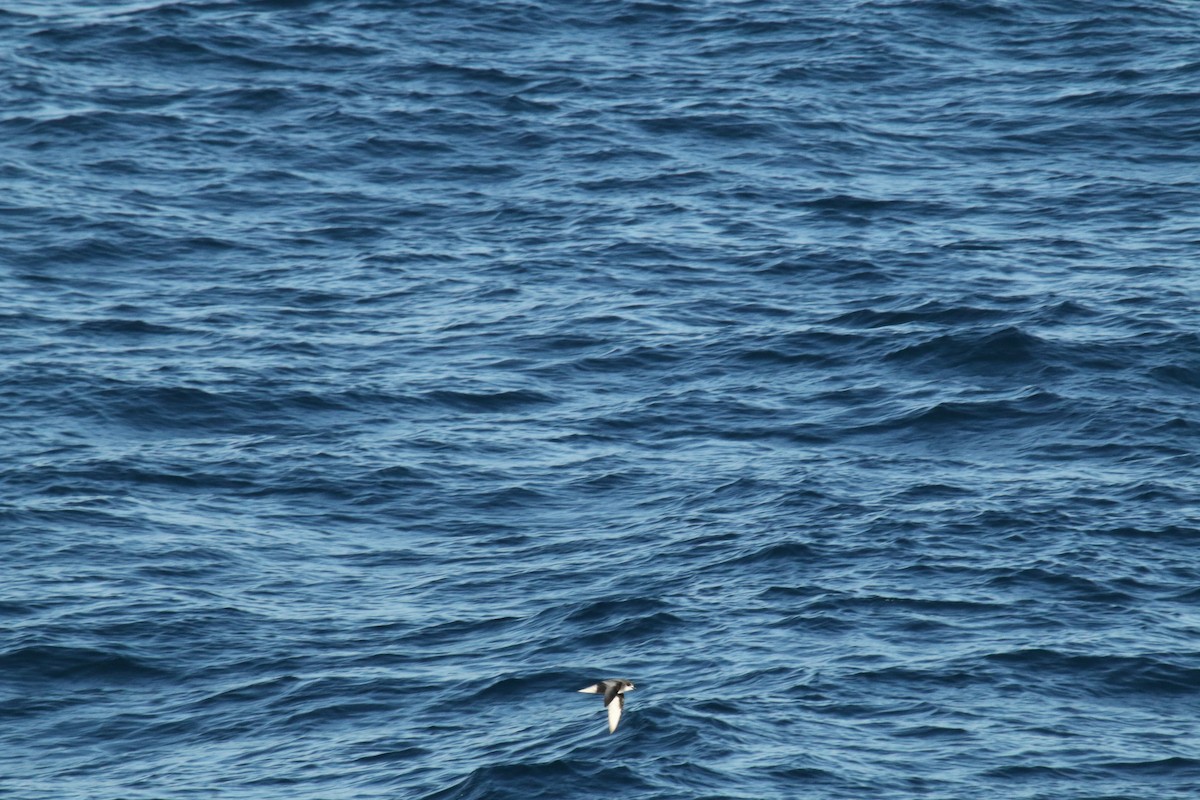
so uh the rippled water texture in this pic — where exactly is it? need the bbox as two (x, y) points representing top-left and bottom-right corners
(3, 1), (1199, 798)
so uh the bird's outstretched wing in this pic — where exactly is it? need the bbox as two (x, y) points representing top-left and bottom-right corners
(607, 694), (624, 734)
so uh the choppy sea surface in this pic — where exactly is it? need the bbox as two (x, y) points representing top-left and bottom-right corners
(3, 1), (1199, 798)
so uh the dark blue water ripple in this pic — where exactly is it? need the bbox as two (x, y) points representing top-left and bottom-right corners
(3, 0), (1200, 798)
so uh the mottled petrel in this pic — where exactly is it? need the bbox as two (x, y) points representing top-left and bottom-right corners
(576, 679), (636, 734)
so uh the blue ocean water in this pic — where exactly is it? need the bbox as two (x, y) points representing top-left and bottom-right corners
(3, 1), (1199, 797)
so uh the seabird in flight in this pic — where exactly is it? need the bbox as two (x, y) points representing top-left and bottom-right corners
(576, 679), (636, 733)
